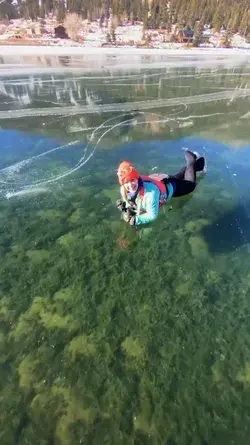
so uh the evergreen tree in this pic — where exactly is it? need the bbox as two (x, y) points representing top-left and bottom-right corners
(228, 7), (242, 33)
(0, 0), (18, 20)
(142, 0), (149, 32)
(55, 0), (66, 21)
(160, 5), (170, 30)
(193, 19), (203, 47)
(213, 6), (224, 32)
(239, 10), (250, 36)
(0, 0), (249, 38)
(44, 0), (54, 16)
(221, 29), (232, 47)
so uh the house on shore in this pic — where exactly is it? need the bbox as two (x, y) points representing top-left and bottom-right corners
(177, 29), (194, 43)
(54, 25), (69, 39)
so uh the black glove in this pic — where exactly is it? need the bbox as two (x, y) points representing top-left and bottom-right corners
(126, 205), (137, 216)
(128, 215), (136, 225)
(123, 208), (136, 225)
(116, 199), (126, 212)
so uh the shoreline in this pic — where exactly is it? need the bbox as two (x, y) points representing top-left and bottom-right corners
(0, 45), (250, 56)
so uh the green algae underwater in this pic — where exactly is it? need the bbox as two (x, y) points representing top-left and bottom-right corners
(1, 56), (250, 445)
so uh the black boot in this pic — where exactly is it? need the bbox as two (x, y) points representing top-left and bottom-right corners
(184, 149), (196, 165)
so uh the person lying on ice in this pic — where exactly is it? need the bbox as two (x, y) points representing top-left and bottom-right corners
(116, 150), (206, 226)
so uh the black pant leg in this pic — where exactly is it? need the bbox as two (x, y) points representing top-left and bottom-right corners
(162, 177), (196, 198)
(172, 157), (205, 181)
(172, 179), (196, 197)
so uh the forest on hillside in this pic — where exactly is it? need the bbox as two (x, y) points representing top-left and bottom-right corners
(0, 0), (250, 37)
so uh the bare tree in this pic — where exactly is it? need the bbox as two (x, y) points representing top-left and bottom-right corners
(64, 12), (82, 41)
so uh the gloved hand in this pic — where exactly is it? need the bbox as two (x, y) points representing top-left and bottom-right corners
(126, 205), (137, 216)
(123, 208), (136, 225)
(116, 199), (126, 212)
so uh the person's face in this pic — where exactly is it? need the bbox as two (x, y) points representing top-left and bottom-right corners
(124, 179), (139, 193)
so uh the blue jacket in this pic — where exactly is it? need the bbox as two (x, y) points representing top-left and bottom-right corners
(122, 181), (174, 225)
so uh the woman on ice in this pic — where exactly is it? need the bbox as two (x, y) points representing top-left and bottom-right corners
(116, 150), (206, 226)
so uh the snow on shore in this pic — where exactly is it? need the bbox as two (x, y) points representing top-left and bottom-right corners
(0, 45), (250, 56)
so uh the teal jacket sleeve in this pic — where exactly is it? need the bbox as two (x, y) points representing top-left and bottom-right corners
(135, 184), (160, 225)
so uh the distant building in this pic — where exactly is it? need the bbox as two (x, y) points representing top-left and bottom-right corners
(54, 25), (69, 39)
(177, 29), (194, 43)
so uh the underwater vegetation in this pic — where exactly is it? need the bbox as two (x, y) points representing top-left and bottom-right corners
(1, 136), (250, 445)
(1, 60), (250, 445)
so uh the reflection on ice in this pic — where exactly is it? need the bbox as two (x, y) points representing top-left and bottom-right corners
(0, 89), (249, 119)
(0, 60), (249, 122)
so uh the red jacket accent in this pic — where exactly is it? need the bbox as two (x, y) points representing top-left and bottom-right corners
(139, 174), (168, 206)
